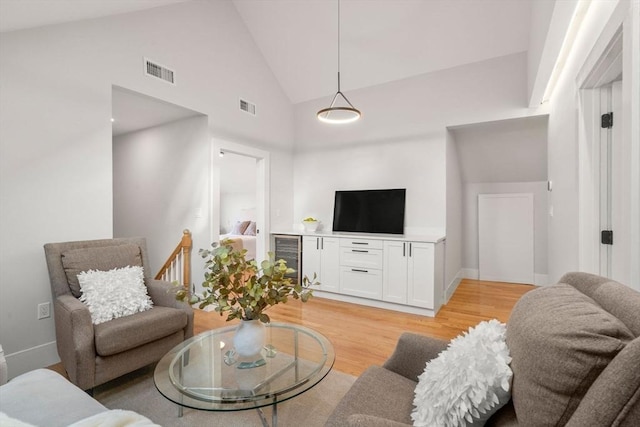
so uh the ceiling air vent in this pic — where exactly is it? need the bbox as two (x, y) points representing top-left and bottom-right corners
(144, 58), (175, 85)
(239, 98), (256, 116)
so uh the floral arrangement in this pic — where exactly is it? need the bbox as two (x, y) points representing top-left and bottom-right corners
(175, 239), (318, 323)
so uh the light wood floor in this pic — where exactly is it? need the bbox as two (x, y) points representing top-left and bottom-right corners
(194, 279), (535, 376)
(48, 279), (534, 378)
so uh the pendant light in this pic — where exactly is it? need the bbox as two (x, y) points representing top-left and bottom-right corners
(317, 0), (361, 124)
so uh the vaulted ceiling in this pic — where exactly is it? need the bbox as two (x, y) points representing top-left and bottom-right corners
(0, 0), (535, 104)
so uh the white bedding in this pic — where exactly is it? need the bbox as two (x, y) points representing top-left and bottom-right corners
(220, 234), (256, 260)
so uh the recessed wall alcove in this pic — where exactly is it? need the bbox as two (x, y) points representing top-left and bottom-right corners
(446, 115), (549, 296)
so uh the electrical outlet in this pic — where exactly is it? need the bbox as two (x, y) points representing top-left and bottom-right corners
(37, 302), (50, 320)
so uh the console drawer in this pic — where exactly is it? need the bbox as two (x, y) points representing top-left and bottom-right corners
(340, 267), (383, 299)
(340, 247), (383, 269)
(339, 238), (383, 250)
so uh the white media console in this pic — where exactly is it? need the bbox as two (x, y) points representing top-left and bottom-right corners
(272, 232), (446, 317)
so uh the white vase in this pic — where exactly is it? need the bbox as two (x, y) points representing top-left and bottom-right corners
(303, 220), (320, 232)
(233, 319), (266, 358)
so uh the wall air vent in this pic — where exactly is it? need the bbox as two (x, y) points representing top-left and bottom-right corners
(239, 98), (256, 116)
(144, 58), (175, 85)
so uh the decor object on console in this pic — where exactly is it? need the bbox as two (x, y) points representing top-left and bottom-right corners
(302, 216), (321, 232)
(317, 0), (361, 124)
(326, 272), (640, 427)
(43, 237), (194, 390)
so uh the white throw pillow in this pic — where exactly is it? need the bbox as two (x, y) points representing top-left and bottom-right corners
(78, 266), (153, 325)
(412, 319), (512, 427)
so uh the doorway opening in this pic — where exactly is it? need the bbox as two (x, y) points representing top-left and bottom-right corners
(212, 139), (270, 264)
(577, 23), (634, 285)
(111, 86), (210, 281)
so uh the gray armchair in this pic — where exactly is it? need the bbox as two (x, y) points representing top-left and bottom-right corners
(44, 237), (193, 391)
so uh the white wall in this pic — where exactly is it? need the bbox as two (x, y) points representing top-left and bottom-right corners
(293, 53), (544, 286)
(546, 0), (628, 284)
(113, 115), (210, 278)
(0, 1), (294, 377)
(463, 182), (548, 283)
(527, 0), (556, 103)
(292, 136), (445, 235)
(294, 52), (534, 149)
(445, 130), (463, 298)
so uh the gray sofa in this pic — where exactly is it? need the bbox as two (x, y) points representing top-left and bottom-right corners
(326, 272), (640, 426)
(0, 369), (108, 426)
(0, 368), (159, 427)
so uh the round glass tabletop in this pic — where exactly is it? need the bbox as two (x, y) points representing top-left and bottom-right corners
(153, 322), (335, 412)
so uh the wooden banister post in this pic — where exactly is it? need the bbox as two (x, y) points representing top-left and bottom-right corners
(181, 229), (192, 291)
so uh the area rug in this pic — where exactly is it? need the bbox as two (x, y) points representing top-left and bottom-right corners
(94, 365), (355, 426)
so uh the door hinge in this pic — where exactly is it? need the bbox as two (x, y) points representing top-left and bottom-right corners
(601, 112), (613, 129)
(601, 230), (613, 245)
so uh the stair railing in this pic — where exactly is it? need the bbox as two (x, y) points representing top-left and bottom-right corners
(155, 229), (192, 289)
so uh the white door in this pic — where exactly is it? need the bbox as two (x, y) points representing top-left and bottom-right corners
(302, 236), (321, 286)
(407, 242), (435, 309)
(383, 240), (408, 304)
(319, 237), (341, 292)
(479, 193), (534, 284)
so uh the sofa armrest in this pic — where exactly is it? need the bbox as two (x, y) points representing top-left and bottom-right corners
(0, 369), (107, 427)
(54, 294), (96, 390)
(146, 279), (194, 339)
(382, 333), (448, 381)
(346, 414), (411, 427)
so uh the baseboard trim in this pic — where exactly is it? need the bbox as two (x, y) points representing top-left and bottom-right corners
(4, 341), (59, 380)
(460, 269), (548, 286)
(314, 291), (437, 317)
(534, 274), (550, 286)
(445, 271), (463, 302)
(461, 268), (479, 280)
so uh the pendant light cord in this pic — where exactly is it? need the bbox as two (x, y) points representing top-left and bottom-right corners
(317, 0), (361, 123)
(337, 0), (341, 92)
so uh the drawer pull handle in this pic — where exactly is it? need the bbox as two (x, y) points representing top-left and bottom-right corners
(352, 242), (368, 245)
(352, 269), (369, 273)
(352, 249), (369, 253)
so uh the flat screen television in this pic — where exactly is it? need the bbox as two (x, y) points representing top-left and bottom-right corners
(332, 189), (406, 235)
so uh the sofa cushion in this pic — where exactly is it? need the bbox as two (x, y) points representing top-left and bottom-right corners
(326, 366), (416, 427)
(564, 337), (640, 427)
(94, 307), (187, 356)
(62, 244), (143, 297)
(506, 283), (634, 426)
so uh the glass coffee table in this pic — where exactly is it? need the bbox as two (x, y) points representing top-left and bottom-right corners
(154, 322), (335, 427)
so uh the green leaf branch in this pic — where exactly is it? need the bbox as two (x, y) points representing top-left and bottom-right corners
(175, 239), (318, 323)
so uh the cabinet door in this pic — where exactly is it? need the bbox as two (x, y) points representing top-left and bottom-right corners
(319, 237), (340, 292)
(383, 241), (408, 304)
(302, 236), (321, 285)
(407, 242), (435, 308)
